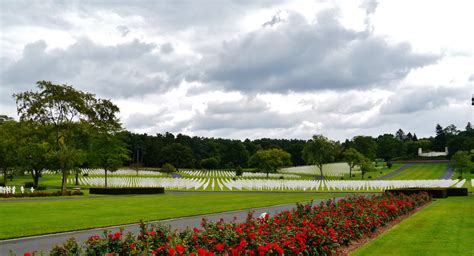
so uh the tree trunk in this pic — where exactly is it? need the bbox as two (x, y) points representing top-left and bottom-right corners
(75, 171), (79, 185)
(349, 165), (352, 179)
(32, 170), (40, 188)
(61, 169), (67, 195)
(319, 164), (323, 178)
(2, 168), (7, 185)
(105, 169), (108, 188)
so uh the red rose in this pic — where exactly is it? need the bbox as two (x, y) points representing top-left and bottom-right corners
(215, 242), (225, 251)
(24, 253), (31, 256)
(168, 247), (176, 255)
(176, 244), (185, 253)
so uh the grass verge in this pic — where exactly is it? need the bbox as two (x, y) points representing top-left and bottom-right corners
(352, 196), (474, 256)
(0, 193), (337, 239)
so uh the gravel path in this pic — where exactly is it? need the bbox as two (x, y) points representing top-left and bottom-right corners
(439, 164), (454, 179)
(1, 196), (347, 255)
(373, 164), (414, 180)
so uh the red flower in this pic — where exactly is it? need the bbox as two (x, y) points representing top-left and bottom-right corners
(248, 232), (256, 239)
(113, 232), (121, 239)
(176, 244), (185, 253)
(198, 248), (207, 256)
(24, 253), (31, 256)
(168, 247), (176, 255)
(215, 242), (225, 251)
(193, 228), (200, 233)
(130, 243), (136, 249)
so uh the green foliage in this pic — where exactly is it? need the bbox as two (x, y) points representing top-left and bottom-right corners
(161, 163), (176, 174)
(302, 134), (336, 177)
(160, 143), (195, 170)
(0, 119), (20, 185)
(352, 136), (378, 160)
(451, 150), (473, 178)
(249, 148), (292, 177)
(200, 157), (220, 169)
(359, 157), (375, 179)
(343, 148), (364, 178)
(14, 81), (122, 194)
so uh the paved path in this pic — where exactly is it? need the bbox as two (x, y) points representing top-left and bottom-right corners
(374, 164), (414, 180)
(0, 196), (345, 255)
(439, 164), (454, 179)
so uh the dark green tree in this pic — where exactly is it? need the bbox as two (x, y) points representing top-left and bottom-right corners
(302, 135), (336, 177)
(160, 143), (195, 171)
(0, 119), (19, 185)
(249, 148), (291, 178)
(352, 136), (378, 160)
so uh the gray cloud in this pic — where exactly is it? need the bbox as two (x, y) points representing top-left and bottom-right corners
(191, 98), (301, 130)
(1, 38), (189, 101)
(194, 9), (439, 93)
(380, 85), (469, 114)
(116, 25), (130, 37)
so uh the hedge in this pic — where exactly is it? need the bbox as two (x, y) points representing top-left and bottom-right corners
(385, 188), (447, 198)
(89, 187), (165, 195)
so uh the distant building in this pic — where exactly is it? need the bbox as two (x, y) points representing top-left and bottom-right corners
(418, 147), (448, 157)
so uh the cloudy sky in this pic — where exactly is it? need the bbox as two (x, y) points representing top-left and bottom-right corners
(1, 0), (473, 141)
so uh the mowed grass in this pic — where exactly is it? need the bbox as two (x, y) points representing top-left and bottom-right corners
(342, 163), (404, 180)
(387, 163), (448, 180)
(352, 196), (474, 256)
(0, 193), (337, 239)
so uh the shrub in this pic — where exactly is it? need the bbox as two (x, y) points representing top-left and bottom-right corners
(89, 187), (165, 195)
(23, 182), (35, 188)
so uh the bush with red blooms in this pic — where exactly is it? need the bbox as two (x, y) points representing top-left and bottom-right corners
(43, 192), (430, 256)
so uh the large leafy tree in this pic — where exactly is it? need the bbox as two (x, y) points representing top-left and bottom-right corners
(249, 148), (292, 178)
(302, 135), (336, 178)
(352, 136), (378, 160)
(16, 121), (53, 187)
(343, 148), (364, 179)
(89, 132), (129, 187)
(15, 81), (121, 194)
(0, 119), (20, 185)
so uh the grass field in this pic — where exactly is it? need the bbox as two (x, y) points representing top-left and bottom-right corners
(0, 193), (337, 239)
(387, 163), (448, 180)
(352, 196), (474, 256)
(342, 163), (405, 180)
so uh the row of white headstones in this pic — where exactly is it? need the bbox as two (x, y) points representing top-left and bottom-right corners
(73, 177), (465, 191)
(0, 186), (35, 194)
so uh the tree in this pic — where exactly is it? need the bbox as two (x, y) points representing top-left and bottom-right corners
(200, 157), (220, 169)
(90, 132), (129, 187)
(160, 143), (195, 171)
(359, 157), (375, 179)
(451, 151), (472, 178)
(466, 122), (473, 132)
(0, 119), (20, 185)
(433, 124), (447, 151)
(16, 121), (53, 187)
(376, 134), (405, 161)
(352, 136), (378, 160)
(161, 163), (176, 174)
(15, 81), (121, 194)
(343, 148), (364, 179)
(395, 129), (406, 141)
(249, 148), (291, 178)
(302, 135), (336, 177)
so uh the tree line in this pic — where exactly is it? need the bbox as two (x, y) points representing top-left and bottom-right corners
(1, 81), (473, 191)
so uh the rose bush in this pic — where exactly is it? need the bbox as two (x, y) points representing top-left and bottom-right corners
(29, 192), (430, 256)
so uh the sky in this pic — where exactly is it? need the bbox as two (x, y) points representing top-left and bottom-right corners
(1, 0), (473, 141)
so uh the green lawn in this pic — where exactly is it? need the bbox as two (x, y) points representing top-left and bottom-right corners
(387, 163), (448, 180)
(352, 196), (474, 256)
(0, 193), (337, 239)
(341, 163), (405, 180)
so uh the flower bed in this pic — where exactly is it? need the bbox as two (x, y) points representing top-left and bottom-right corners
(38, 192), (430, 255)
